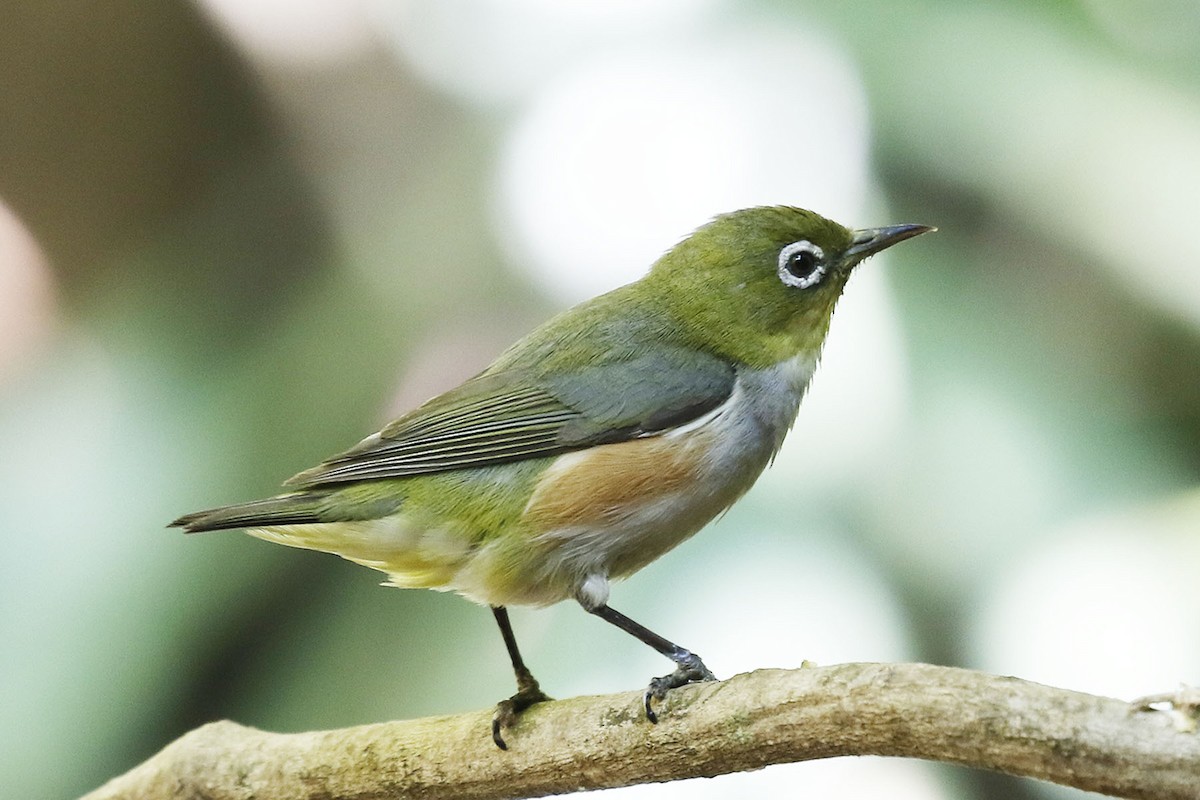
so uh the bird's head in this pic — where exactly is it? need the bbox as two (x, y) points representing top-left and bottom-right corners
(644, 206), (933, 366)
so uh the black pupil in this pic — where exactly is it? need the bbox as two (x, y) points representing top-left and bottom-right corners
(787, 249), (818, 279)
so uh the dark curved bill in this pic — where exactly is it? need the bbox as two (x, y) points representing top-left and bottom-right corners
(845, 223), (936, 264)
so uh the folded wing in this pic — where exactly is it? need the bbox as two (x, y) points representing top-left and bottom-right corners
(285, 348), (735, 487)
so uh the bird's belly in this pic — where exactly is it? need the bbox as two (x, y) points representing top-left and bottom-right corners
(448, 460), (766, 608)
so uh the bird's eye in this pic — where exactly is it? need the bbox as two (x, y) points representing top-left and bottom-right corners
(777, 241), (826, 289)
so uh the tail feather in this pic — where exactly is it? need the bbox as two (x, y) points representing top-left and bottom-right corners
(170, 492), (329, 533)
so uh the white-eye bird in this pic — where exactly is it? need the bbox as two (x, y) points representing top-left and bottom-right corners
(173, 206), (933, 748)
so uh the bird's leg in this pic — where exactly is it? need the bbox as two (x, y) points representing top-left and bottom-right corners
(587, 603), (716, 723)
(490, 605), (551, 750)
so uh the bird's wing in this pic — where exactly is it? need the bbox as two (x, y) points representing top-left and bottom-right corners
(284, 348), (735, 487)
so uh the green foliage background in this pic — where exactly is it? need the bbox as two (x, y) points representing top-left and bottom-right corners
(1, 2), (1197, 798)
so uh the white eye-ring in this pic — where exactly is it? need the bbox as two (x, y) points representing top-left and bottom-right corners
(777, 240), (826, 289)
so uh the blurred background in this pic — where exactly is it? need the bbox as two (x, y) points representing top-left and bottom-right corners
(2, 1), (1198, 798)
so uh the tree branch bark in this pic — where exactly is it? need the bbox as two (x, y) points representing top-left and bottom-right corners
(83, 663), (1200, 800)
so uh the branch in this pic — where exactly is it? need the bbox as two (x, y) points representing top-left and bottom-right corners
(83, 663), (1199, 800)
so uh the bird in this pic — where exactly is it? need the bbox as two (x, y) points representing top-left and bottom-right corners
(172, 205), (933, 749)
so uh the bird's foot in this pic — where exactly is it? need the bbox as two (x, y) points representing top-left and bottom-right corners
(643, 650), (716, 724)
(492, 678), (552, 750)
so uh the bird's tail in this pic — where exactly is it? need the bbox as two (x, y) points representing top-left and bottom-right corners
(170, 492), (330, 533)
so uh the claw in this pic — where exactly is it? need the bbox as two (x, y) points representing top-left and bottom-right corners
(490, 607), (552, 750)
(491, 684), (551, 750)
(642, 650), (717, 724)
(582, 604), (718, 727)
(492, 701), (515, 750)
(643, 687), (659, 724)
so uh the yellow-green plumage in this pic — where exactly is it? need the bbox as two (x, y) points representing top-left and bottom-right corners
(171, 205), (932, 746)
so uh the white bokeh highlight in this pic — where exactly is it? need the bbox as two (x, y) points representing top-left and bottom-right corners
(374, 0), (723, 105)
(196, 0), (375, 64)
(494, 29), (870, 302)
(969, 498), (1200, 700)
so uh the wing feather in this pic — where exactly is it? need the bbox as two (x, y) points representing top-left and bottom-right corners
(285, 350), (735, 488)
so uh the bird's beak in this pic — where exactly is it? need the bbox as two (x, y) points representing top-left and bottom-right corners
(843, 223), (936, 266)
